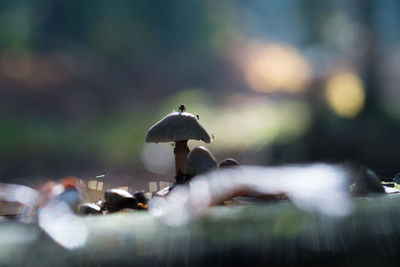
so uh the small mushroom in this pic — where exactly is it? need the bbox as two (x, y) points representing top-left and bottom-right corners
(146, 105), (211, 182)
(133, 191), (148, 210)
(353, 165), (385, 195)
(104, 189), (138, 212)
(186, 146), (217, 179)
(97, 200), (106, 211)
(219, 158), (240, 168)
(77, 203), (102, 215)
(156, 184), (174, 197)
(393, 173), (400, 184)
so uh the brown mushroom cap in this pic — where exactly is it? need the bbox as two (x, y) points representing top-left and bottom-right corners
(353, 165), (385, 195)
(104, 188), (138, 212)
(146, 112), (211, 143)
(77, 203), (102, 215)
(186, 146), (217, 177)
(219, 158), (240, 168)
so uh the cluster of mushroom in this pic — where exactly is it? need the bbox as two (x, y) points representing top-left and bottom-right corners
(145, 105), (239, 187)
(78, 188), (148, 215)
(38, 177), (148, 216)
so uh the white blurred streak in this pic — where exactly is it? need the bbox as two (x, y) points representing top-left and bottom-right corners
(0, 183), (89, 248)
(0, 183), (40, 223)
(150, 164), (353, 226)
(0, 183), (39, 205)
(38, 200), (88, 250)
(149, 187), (191, 227)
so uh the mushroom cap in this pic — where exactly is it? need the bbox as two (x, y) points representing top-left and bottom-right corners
(77, 203), (102, 215)
(393, 173), (400, 184)
(146, 112), (211, 143)
(186, 146), (217, 177)
(353, 166), (384, 195)
(156, 185), (172, 197)
(105, 188), (134, 203)
(219, 158), (240, 168)
(104, 188), (138, 212)
(133, 191), (147, 204)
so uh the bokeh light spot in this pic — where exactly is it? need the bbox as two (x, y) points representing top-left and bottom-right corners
(165, 91), (312, 150)
(325, 72), (365, 118)
(242, 42), (311, 93)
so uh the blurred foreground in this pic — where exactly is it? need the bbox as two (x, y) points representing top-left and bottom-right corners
(2, 195), (400, 266)
(1, 164), (399, 266)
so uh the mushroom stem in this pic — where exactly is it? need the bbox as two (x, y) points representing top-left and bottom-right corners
(174, 140), (189, 181)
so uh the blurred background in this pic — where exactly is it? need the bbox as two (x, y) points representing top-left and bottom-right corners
(1, 0), (400, 189)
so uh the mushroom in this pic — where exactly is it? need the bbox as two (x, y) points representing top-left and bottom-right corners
(353, 165), (385, 195)
(156, 186), (172, 197)
(393, 173), (400, 184)
(133, 191), (148, 210)
(104, 188), (138, 212)
(77, 203), (102, 215)
(219, 158), (240, 168)
(186, 146), (217, 179)
(145, 105), (211, 182)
